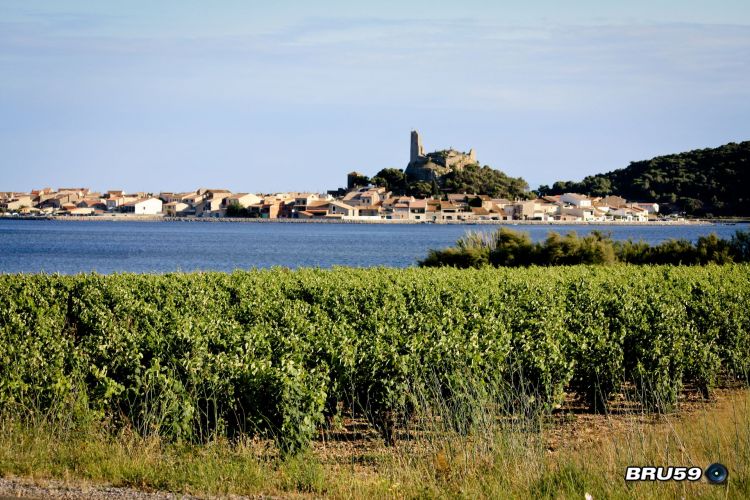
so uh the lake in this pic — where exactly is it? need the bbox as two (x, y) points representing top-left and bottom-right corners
(0, 219), (747, 274)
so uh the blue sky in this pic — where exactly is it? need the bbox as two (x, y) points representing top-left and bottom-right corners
(2, 1), (749, 193)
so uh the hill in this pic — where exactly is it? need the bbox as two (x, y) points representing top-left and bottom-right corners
(369, 164), (530, 199)
(538, 141), (750, 216)
(362, 130), (530, 199)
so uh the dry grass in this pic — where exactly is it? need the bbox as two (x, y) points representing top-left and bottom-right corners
(0, 388), (748, 499)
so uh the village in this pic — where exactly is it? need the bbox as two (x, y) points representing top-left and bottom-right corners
(0, 130), (670, 223)
(0, 130), (659, 223)
(0, 184), (662, 223)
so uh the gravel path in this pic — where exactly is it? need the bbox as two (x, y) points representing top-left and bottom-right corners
(0, 477), (265, 499)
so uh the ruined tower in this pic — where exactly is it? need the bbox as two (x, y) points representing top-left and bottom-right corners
(410, 130), (424, 163)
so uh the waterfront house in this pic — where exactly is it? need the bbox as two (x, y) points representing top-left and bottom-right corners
(196, 192), (231, 217)
(163, 201), (192, 216)
(120, 197), (163, 215)
(632, 202), (659, 214)
(76, 199), (107, 211)
(601, 195), (627, 208)
(328, 201), (358, 218)
(224, 193), (262, 208)
(560, 193), (592, 208)
(342, 187), (388, 207)
(610, 206), (649, 221)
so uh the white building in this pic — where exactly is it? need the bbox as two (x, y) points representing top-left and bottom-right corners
(133, 197), (163, 215)
(560, 193), (592, 208)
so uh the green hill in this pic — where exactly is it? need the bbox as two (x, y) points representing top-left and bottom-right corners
(538, 141), (750, 216)
(369, 164), (530, 199)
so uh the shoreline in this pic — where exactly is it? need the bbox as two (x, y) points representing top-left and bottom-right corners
(2, 215), (743, 226)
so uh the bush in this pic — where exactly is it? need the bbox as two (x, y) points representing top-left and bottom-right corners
(420, 228), (750, 268)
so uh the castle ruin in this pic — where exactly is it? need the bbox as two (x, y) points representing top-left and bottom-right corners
(404, 130), (477, 182)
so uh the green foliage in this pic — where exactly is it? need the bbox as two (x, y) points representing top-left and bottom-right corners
(1, 266), (749, 453)
(371, 168), (408, 193)
(538, 141), (750, 216)
(442, 164), (530, 199)
(225, 202), (258, 218)
(421, 228), (750, 268)
(373, 164), (530, 199)
(488, 228), (535, 267)
(347, 173), (370, 189)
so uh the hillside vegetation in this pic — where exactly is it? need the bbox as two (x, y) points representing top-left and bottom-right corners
(539, 141), (750, 216)
(368, 164), (530, 199)
(2, 266), (749, 455)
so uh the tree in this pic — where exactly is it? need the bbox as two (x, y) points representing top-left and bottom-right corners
(543, 141), (750, 216)
(371, 168), (408, 194)
(408, 181), (433, 198)
(225, 201), (248, 217)
(347, 173), (370, 190)
(442, 164), (529, 199)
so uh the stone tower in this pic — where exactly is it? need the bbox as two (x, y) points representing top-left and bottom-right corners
(410, 130), (424, 163)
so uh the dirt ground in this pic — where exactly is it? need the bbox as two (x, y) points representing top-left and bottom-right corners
(0, 386), (746, 499)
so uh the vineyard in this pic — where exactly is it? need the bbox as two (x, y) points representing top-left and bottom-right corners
(1, 266), (749, 453)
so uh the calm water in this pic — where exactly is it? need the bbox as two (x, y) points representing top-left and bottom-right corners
(1, 220), (747, 274)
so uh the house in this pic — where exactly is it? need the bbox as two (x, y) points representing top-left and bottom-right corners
(632, 202), (659, 214)
(446, 193), (470, 209)
(381, 196), (415, 220)
(76, 199), (107, 211)
(437, 201), (461, 221)
(560, 193), (592, 208)
(163, 202), (192, 216)
(293, 193), (321, 208)
(2, 196), (34, 211)
(610, 206), (648, 221)
(601, 195), (627, 208)
(158, 192), (186, 203)
(302, 200), (331, 218)
(357, 205), (382, 218)
(31, 188), (53, 196)
(328, 201), (358, 218)
(39, 198), (62, 210)
(180, 192), (205, 206)
(260, 201), (282, 219)
(121, 197), (163, 215)
(408, 199), (429, 221)
(196, 193), (231, 217)
(224, 193), (262, 208)
(342, 187), (388, 207)
(511, 200), (550, 220)
(106, 196), (137, 210)
(469, 207), (493, 220)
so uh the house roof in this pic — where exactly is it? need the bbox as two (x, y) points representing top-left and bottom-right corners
(305, 200), (330, 209)
(563, 193), (589, 200)
(330, 201), (355, 210)
(471, 207), (490, 215)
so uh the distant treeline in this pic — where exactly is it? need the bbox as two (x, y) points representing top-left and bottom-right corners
(537, 141), (750, 216)
(419, 228), (750, 268)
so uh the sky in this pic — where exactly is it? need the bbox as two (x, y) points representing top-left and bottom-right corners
(1, 1), (749, 193)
